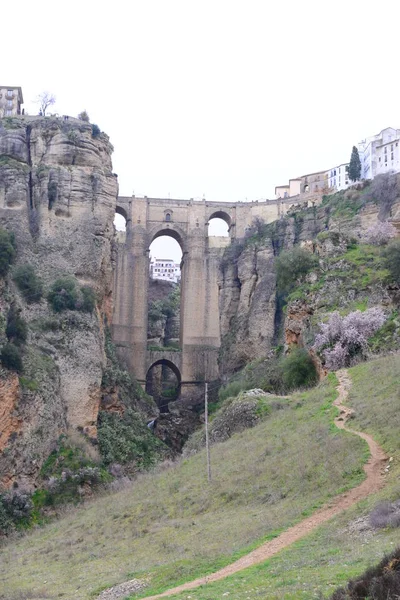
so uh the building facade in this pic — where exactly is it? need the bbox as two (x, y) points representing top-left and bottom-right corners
(150, 258), (181, 283)
(358, 127), (400, 180)
(327, 163), (350, 191)
(0, 86), (23, 117)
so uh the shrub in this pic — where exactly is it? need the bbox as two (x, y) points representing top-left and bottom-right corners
(13, 264), (43, 303)
(91, 123), (101, 138)
(364, 220), (396, 246)
(281, 348), (318, 390)
(329, 546), (400, 599)
(383, 238), (400, 283)
(78, 110), (90, 122)
(0, 228), (16, 276)
(48, 277), (78, 312)
(370, 499), (400, 529)
(6, 305), (27, 345)
(97, 409), (165, 468)
(0, 342), (23, 372)
(364, 171), (399, 220)
(1, 490), (33, 523)
(314, 307), (386, 370)
(79, 286), (96, 313)
(0, 499), (13, 534)
(276, 246), (318, 294)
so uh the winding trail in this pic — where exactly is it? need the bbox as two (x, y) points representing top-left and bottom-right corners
(101, 370), (388, 600)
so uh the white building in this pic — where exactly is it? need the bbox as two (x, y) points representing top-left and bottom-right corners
(150, 258), (180, 283)
(358, 127), (400, 180)
(0, 86), (23, 118)
(327, 163), (350, 191)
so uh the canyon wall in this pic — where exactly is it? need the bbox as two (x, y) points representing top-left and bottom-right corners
(0, 116), (118, 488)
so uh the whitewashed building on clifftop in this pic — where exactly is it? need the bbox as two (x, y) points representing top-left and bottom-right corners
(150, 258), (181, 283)
(0, 86), (23, 117)
(327, 163), (350, 191)
(358, 127), (400, 180)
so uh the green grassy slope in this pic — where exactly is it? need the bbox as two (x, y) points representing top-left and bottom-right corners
(142, 354), (400, 600)
(0, 375), (368, 600)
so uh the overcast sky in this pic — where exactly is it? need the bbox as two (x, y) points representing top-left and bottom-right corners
(3, 0), (400, 260)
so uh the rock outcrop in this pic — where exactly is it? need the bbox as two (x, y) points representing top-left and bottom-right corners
(0, 116), (118, 489)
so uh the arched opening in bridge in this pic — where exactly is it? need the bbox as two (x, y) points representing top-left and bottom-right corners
(146, 360), (181, 413)
(114, 206), (128, 243)
(208, 211), (231, 237)
(148, 231), (183, 352)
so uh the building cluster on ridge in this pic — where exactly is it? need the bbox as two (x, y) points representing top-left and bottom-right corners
(276, 127), (400, 200)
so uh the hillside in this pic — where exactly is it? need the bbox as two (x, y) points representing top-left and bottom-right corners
(3, 353), (399, 599)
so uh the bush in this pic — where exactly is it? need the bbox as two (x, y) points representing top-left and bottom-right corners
(13, 264), (43, 303)
(48, 277), (78, 312)
(364, 220), (396, 246)
(0, 342), (23, 372)
(281, 348), (318, 390)
(97, 409), (165, 468)
(0, 228), (16, 276)
(314, 307), (386, 370)
(79, 286), (96, 313)
(6, 305), (27, 345)
(48, 277), (97, 313)
(276, 246), (318, 294)
(383, 238), (400, 283)
(91, 123), (101, 138)
(78, 110), (89, 122)
(370, 499), (400, 529)
(329, 546), (400, 599)
(364, 171), (399, 220)
(0, 491), (33, 534)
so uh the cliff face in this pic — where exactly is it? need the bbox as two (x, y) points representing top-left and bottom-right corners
(218, 181), (400, 375)
(0, 116), (117, 489)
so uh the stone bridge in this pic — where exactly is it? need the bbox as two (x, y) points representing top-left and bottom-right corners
(112, 194), (310, 401)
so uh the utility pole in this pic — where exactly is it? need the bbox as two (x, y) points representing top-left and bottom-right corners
(205, 382), (212, 482)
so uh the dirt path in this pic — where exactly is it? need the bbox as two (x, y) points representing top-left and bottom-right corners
(102, 370), (388, 600)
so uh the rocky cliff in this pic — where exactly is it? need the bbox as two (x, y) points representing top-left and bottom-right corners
(218, 179), (400, 375)
(0, 116), (120, 489)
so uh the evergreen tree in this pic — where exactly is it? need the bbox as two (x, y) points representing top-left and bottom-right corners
(348, 145), (361, 181)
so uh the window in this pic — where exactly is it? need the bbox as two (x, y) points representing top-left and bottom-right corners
(379, 157), (381, 162)
(7, 90), (13, 98)
(165, 213), (171, 222)
(5, 110), (12, 116)
(391, 153), (394, 160)
(7, 100), (12, 108)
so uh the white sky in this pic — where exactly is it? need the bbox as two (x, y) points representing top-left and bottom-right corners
(3, 0), (400, 262)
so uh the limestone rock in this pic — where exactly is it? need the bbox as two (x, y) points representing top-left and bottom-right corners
(0, 116), (117, 488)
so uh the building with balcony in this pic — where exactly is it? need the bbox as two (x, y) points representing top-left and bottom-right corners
(150, 258), (181, 283)
(0, 86), (23, 117)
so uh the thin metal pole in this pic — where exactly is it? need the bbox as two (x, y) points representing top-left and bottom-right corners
(205, 382), (212, 482)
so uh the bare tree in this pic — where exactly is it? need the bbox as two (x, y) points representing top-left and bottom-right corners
(36, 91), (56, 116)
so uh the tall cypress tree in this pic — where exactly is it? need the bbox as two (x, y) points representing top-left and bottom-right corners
(349, 146), (361, 181)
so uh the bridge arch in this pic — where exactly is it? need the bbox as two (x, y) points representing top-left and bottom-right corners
(207, 210), (232, 228)
(115, 205), (129, 222)
(148, 223), (187, 255)
(146, 358), (181, 383)
(146, 358), (181, 412)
